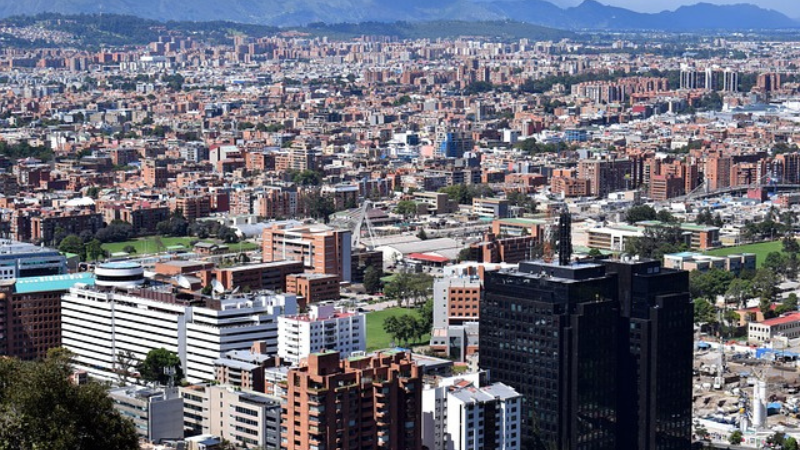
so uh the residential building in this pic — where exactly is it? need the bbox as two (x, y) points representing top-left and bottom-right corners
(212, 260), (304, 293)
(109, 386), (184, 444)
(471, 197), (509, 219)
(0, 272), (94, 360)
(285, 272), (340, 306)
(280, 350), (423, 450)
(262, 223), (352, 282)
(214, 342), (277, 392)
(422, 373), (521, 450)
(180, 384), (282, 449)
(278, 303), (365, 364)
(30, 211), (104, 245)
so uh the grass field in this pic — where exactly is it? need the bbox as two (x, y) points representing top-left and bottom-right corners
(705, 240), (783, 268)
(102, 237), (260, 255)
(365, 307), (430, 351)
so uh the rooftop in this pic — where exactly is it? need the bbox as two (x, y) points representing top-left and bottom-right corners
(14, 272), (95, 294)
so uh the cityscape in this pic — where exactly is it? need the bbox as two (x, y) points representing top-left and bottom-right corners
(4, 1), (800, 450)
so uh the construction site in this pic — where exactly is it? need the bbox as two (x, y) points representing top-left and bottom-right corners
(693, 338), (800, 447)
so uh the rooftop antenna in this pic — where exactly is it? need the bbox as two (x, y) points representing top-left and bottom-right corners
(558, 208), (572, 266)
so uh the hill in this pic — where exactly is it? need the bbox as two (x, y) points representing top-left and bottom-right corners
(0, 0), (795, 30)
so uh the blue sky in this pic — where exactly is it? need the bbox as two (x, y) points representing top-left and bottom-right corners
(552, 0), (798, 17)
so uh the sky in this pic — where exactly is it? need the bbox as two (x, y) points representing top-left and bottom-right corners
(552, 0), (799, 17)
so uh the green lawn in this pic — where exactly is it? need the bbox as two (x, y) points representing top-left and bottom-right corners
(102, 237), (259, 256)
(705, 240), (783, 268)
(365, 307), (430, 351)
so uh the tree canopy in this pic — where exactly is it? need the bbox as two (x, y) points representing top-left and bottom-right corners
(137, 348), (183, 386)
(0, 348), (139, 450)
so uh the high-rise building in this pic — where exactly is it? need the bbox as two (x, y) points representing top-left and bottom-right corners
(61, 279), (298, 383)
(434, 125), (474, 159)
(0, 272), (94, 360)
(481, 260), (620, 450)
(577, 159), (634, 197)
(277, 303), (366, 364)
(422, 372), (521, 450)
(481, 251), (692, 450)
(281, 350), (423, 450)
(604, 259), (693, 450)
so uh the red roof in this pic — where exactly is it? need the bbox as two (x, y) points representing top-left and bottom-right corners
(407, 253), (450, 263)
(762, 313), (800, 327)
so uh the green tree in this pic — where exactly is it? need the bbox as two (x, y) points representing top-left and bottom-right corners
(122, 245), (137, 254)
(137, 348), (183, 386)
(457, 247), (475, 262)
(292, 170), (322, 186)
(588, 248), (603, 258)
(625, 205), (658, 224)
(763, 251), (787, 278)
(694, 298), (717, 324)
(752, 268), (780, 304)
(777, 293), (799, 315)
(786, 436), (799, 450)
(394, 200), (417, 218)
(85, 239), (105, 262)
(689, 269), (735, 301)
(363, 266), (382, 294)
(725, 278), (752, 308)
(0, 348), (139, 450)
(784, 236), (800, 254)
(728, 430), (743, 445)
(625, 225), (688, 260)
(58, 234), (85, 260)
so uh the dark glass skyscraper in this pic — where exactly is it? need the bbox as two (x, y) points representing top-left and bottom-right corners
(481, 257), (692, 450)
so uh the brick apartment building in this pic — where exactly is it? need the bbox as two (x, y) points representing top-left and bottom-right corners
(262, 224), (352, 282)
(281, 350), (423, 450)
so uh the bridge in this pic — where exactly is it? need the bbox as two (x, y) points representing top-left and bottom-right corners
(671, 174), (800, 202)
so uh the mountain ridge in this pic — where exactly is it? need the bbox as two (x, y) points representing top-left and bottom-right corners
(0, 0), (795, 30)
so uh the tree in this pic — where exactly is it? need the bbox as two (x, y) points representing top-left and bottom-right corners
(625, 205), (658, 224)
(457, 247), (475, 262)
(363, 266), (382, 294)
(138, 348), (183, 386)
(785, 236), (800, 255)
(752, 268), (779, 304)
(114, 350), (139, 385)
(786, 436), (799, 450)
(394, 200), (417, 218)
(292, 169), (322, 186)
(217, 226), (240, 244)
(763, 251), (787, 278)
(728, 430), (743, 445)
(777, 293), (799, 315)
(0, 348), (139, 450)
(85, 239), (105, 262)
(588, 248), (603, 258)
(95, 222), (133, 243)
(625, 225), (688, 260)
(725, 278), (752, 308)
(694, 298), (717, 324)
(122, 245), (137, 254)
(689, 269), (735, 301)
(58, 234), (85, 260)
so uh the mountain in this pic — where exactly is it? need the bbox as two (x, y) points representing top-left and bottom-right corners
(0, 0), (795, 30)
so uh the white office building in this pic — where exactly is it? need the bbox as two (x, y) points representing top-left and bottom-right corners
(61, 283), (298, 383)
(277, 302), (365, 364)
(422, 373), (521, 450)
